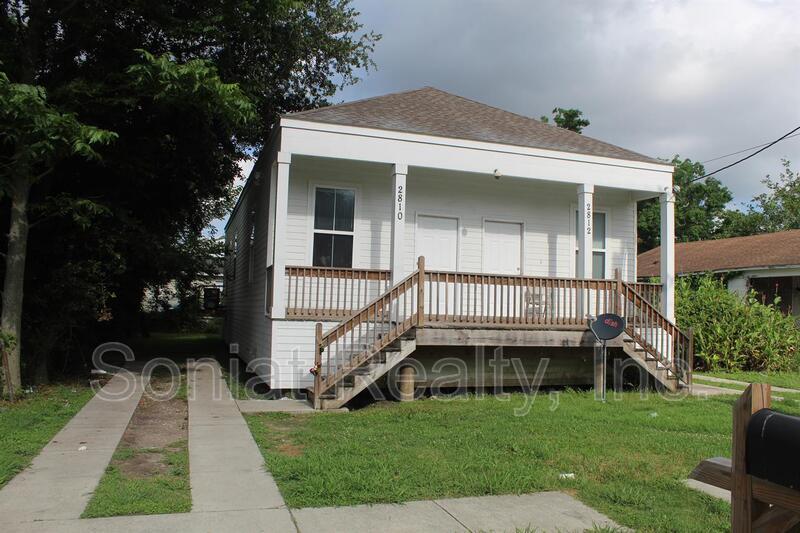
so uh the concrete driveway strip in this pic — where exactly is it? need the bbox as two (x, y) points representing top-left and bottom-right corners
(187, 359), (288, 513)
(0, 369), (147, 526)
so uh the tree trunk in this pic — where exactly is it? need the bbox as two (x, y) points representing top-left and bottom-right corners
(1, 174), (31, 394)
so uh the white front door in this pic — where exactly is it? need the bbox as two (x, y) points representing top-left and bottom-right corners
(416, 215), (458, 270)
(417, 215), (458, 318)
(483, 221), (522, 274)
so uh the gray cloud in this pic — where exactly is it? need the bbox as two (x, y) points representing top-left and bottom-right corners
(339, 0), (800, 205)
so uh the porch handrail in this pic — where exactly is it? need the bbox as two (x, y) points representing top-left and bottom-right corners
(619, 281), (692, 383)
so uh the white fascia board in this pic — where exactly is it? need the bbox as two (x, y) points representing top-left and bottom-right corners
(280, 118), (673, 193)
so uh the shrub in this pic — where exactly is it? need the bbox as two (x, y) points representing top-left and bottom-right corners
(676, 275), (800, 372)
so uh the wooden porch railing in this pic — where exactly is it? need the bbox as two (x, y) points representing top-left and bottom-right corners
(285, 266), (390, 318)
(312, 259), (689, 403)
(285, 267), (662, 320)
(423, 271), (619, 327)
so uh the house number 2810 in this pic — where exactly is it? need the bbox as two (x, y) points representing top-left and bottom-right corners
(396, 185), (404, 221)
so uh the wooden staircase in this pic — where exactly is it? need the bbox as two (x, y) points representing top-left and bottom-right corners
(617, 281), (693, 392)
(308, 258), (692, 409)
(309, 260), (426, 410)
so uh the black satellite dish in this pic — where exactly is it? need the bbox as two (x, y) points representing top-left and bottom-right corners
(590, 313), (626, 341)
(590, 313), (626, 402)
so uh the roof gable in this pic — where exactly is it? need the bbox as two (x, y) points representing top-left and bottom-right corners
(285, 87), (663, 165)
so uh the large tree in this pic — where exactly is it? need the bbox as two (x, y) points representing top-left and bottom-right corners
(637, 156), (733, 252)
(0, 73), (116, 392)
(0, 0), (379, 386)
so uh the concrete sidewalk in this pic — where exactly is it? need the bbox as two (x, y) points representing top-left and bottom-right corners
(0, 369), (147, 527)
(187, 359), (289, 513)
(12, 491), (623, 532)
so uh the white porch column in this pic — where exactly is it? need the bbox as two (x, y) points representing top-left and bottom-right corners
(271, 151), (291, 319)
(390, 163), (408, 285)
(660, 189), (676, 321)
(577, 184), (594, 279)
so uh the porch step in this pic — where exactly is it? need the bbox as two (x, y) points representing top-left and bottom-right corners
(319, 338), (418, 410)
(620, 334), (683, 392)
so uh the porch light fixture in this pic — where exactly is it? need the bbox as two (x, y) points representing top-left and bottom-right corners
(493, 169), (502, 179)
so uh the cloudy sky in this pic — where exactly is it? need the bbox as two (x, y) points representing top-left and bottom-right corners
(221, 0), (799, 233)
(336, 0), (800, 205)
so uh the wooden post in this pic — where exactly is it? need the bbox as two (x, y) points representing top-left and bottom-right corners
(416, 256), (425, 327)
(731, 383), (771, 532)
(399, 365), (416, 402)
(313, 323), (323, 410)
(614, 268), (623, 317)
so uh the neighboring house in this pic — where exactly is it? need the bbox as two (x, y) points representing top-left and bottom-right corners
(638, 230), (800, 316)
(224, 87), (690, 409)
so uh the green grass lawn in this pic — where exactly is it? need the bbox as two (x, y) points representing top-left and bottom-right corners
(695, 370), (800, 391)
(0, 384), (94, 489)
(245, 391), (800, 532)
(82, 440), (190, 518)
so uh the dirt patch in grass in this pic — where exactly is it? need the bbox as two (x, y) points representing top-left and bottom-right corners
(82, 369), (190, 517)
(252, 413), (309, 458)
(115, 372), (187, 477)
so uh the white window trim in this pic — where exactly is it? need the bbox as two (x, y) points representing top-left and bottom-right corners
(306, 182), (360, 268)
(570, 204), (609, 279)
(481, 217), (525, 275)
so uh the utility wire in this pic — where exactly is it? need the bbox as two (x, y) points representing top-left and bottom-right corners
(689, 125), (800, 184)
(701, 132), (800, 164)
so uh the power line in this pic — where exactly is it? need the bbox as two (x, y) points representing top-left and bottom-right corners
(689, 125), (800, 184)
(702, 132), (800, 164)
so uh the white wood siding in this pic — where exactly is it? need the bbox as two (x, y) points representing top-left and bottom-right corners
(285, 159), (637, 281)
(223, 165), (273, 375)
(271, 320), (339, 389)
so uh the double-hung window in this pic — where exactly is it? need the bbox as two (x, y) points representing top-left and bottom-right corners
(312, 187), (355, 268)
(574, 211), (607, 278)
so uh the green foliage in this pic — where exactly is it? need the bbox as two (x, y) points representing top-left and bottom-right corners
(0, 71), (117, 183)
(719, 159), (800, 237)
(637, 156), (733, 252)
(676, 275), (800, 372)
(540, 107), (590, 133)
(0, 1), (379, 383)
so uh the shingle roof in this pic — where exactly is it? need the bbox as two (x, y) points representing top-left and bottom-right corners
(638, 230), (800, 277)
(284, 87), (665, 165)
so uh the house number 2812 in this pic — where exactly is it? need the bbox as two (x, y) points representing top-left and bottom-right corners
(396, 185), (404, 221)
(585, 203), (592, 235)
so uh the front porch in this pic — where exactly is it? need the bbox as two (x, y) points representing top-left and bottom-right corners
(268, 259), (693, 409)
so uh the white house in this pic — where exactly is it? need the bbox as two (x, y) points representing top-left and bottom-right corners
(224, 87), (690, 409)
